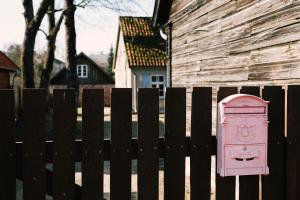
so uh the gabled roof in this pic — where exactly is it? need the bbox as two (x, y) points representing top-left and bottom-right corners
(115, 16), (167, 68)
(0, 51), (19, 71)
(152, 0), (172, 27)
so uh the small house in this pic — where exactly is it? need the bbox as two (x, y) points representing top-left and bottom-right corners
(113, 16), (167, 111)
(50, 52), (114, 86)
(0, 51), (19, 89)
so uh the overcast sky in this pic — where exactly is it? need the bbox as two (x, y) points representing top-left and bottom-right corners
(0, 0), (155, 59)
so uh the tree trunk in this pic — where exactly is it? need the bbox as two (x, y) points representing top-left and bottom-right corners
(64, 0), (78, 92)
(22, 0), (51, 88)
(22, 29), (36, 88)
(40, 0), (64, 89)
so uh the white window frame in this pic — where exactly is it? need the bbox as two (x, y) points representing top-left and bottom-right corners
(151, 74), (165, 98)
(77, 64), (88, 78)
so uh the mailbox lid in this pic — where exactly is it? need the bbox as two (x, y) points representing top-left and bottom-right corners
(220, 94), (269, 109)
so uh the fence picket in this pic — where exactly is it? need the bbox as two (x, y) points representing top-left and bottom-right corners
(0, 90), (16, 200)
(286, 85), (300, 200)
(53, 89), (76, 200)
(110, 88), (132, 200)
(23, 89), (46, 200)
(190, 87), (212, 200)
(164, 88), (186, 200)
(262, 86), (285, 200)
(216, 87), (237, 200)
(138, 88), (159, 200)
(82, 89), (104, 200)
(239, 86), (260, 200)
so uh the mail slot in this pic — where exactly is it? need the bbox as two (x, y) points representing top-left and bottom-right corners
(217, 94), (269, 177)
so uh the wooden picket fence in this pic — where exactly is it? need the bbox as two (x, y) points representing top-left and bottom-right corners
(0, 86), (299, 200)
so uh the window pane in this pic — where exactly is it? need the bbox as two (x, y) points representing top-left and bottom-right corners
(159, 90), (164, 97)
(159, 76), (164, 82)
(152, 76), (157, 82)
(152, 84), (156, 88)
(159, 84), (164, 90)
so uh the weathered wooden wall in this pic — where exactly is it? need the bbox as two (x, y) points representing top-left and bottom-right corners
(0, 70), (9, 89)
(169, 0), (300, 134)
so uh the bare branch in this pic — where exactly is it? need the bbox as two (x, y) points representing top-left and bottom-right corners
(33, 0), (51, 30)
(38, 28), (48, 38)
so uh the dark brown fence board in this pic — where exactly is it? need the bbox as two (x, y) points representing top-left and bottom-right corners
(262, 86), (285, 200)
(53, 89), (76, 200)
(138, 88), (159, 200)
(190, 87), (212, 200)
(110, 88), (132, 200)
(23, 89), (46, 200)
(82, 89), (104, 200)
(164, 88), (186, 200)
(239, 86), (260, 200)
(216, 87), (237, 200)
(0, 90), (16, 200)
(286, 85), (300, 200)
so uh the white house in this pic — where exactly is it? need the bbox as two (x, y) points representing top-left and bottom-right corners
(113, 16), (167, 111)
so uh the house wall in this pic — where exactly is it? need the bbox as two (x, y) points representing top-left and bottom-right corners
(76, 56), (114, 85)
(132, 67), (167, 112)
(0, 69), (9, 89)
(169, 0), (300, 134)
(115, 29), (132, 88)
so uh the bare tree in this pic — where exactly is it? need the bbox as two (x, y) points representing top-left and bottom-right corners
(22, 0), (51, 88)
(40, 0), (64, 88)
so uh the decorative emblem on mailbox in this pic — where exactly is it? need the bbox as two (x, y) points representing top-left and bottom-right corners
(217, 94), (269, 177)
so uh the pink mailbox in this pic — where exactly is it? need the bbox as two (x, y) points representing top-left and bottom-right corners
(217, 94), (269, 177)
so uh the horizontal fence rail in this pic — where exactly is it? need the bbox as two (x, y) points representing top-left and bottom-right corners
(0, 86), (298, 200)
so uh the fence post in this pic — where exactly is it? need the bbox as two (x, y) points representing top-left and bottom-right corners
(0, 90), (16, 200)
(164, 88), (186, 200)
(110, 88), (132, 200)
(190, 87), (212, 200)
(23, 89), (47, 200)
(262, 86), (285, 200)
(53, 89), (77, 200)
(216, 87), (237, 200)
(82, 89), (104, 200)
(239, 86), (260, 200)
(286, 85), (300, 200)
(138, 88), (159, 200)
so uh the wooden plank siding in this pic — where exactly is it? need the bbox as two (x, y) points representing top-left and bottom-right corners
(0, 70), (9, 89)
(170, 0), (300, 87)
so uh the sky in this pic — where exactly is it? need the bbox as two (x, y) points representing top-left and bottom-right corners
(0, 0), (155, 59)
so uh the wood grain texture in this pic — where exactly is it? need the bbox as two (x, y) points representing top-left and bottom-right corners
(53, 89), (76, 200)
(82, 89), (104, 200)
(138, 88), (160, 200)
(0, 90), (16, 200)
(23, 89), (47, 200)
(262, 86), (286, 200)
(110, 88), (132, 200)
(164, 88), (186, 200)
(169, 0), (300, 88)
(190, 87), (212, 200)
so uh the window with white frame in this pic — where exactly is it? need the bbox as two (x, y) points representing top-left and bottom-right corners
(151, 75), (165, 97)
(77, 65), (88, 78)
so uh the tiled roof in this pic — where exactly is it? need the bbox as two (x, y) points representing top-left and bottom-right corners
(119, 16), (166, 68)
(0, 51), (19, 71)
